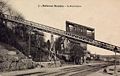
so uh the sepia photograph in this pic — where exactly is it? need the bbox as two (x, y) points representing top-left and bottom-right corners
(0, 0), (120, 76)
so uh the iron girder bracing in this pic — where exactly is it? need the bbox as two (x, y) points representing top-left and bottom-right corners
(0, 14), (120, 53)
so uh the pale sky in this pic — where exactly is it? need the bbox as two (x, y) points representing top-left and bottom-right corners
(7, 0), (120, 55)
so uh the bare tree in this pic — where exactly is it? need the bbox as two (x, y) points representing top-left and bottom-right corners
(0, 0), (8, 13)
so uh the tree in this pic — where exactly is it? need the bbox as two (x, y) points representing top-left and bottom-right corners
(55, 37), (63, 53)
(46, 40), (51, 50)
(0, 0), (26, 55)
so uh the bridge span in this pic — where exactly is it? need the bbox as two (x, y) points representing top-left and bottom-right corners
(0, 14), (120, 53)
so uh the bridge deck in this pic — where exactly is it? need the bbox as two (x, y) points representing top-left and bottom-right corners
(0, 14), (120, 53)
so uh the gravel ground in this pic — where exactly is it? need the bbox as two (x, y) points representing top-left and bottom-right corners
(87, 65), (120, 76)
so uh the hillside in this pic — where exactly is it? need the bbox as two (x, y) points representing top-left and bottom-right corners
(0, 42), (37, 72)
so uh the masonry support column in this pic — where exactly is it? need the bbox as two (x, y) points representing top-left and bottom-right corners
(83, 50), (87, 64)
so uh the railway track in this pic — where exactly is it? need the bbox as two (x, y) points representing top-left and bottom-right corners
(15, 63), (109, 76)
(69, 64), (107, 76)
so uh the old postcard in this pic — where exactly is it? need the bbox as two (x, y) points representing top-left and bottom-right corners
(0, 0), (120, 76)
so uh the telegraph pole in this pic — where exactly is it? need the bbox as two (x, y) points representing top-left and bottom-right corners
(28, 27), (32, 58)
(114, 46), (118, 76)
